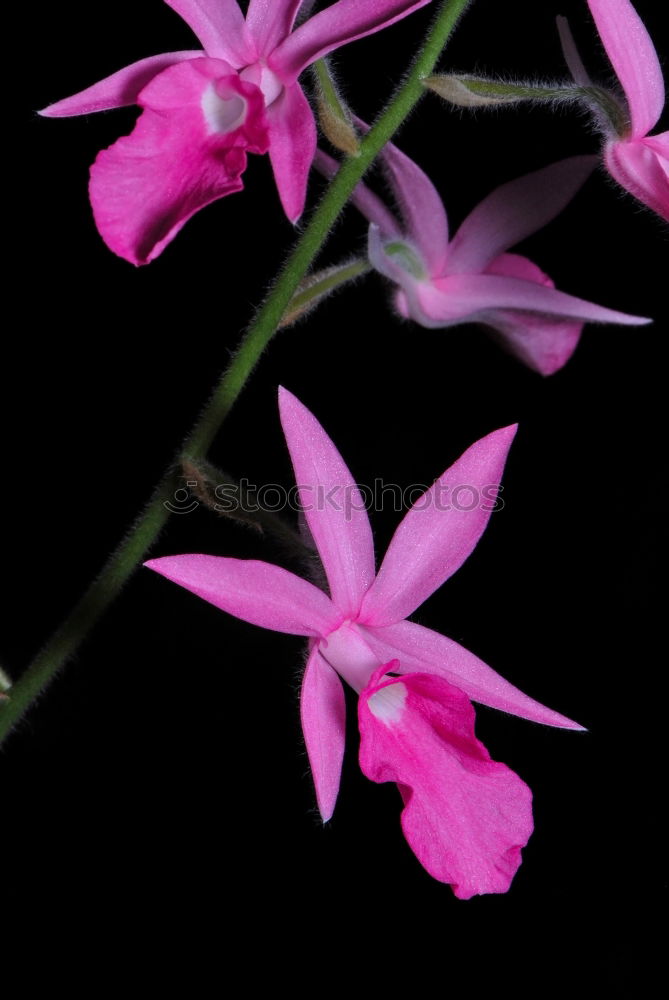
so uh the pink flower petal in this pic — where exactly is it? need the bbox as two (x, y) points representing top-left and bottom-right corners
(301, 645), (347, 822)
(358, 668), (534, 899)
(422, 273), (652, 327)
(89, 58), (269, 265)
(313, 149), (401, 238)
(164, 0), (256, 67)
(447, 156), (597, 274)
(278, 388), (375, 618)
(270, 0), (431, 84)
(266, 84), (317, 222)
(482, 253), (583, 375)
(379, 140), (450, 274)
(605, 136), (669, 221)
(359, 426), (517, 626)
(246, 0), (303, 57)
(144, 554), (340, 636)
(359, 620), (585, 729)
(587, 0), (665, 138)
(39, 51), (203, 117)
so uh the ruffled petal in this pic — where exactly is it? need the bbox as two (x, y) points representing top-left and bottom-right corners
(266, 84), (317, 222)
(246, 0), (304, 57)
(39, 51), (203, 117)
(482, 253), (583, 375)
(605, 136), (669, 221)
(270, 0), (431, 84)
(359, 620), (585, 729)
(587, 0), (665, 137)
(145, 554), (340, 636)
(358, 667), (534, 899)
(301, 645), (347, 821)
(447, 156), (597, 274)
(359, 426), (516, 626)
(164, 0), (256, 66)
(278, 388), (375, 618)
(89, 58), (269, 264)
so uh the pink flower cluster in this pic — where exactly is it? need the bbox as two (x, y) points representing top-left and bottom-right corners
(38, 0), (666, 897)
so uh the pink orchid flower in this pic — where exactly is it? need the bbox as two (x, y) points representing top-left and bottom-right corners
(39, 1), (430, 265)
(146, 388), (584, 898)
(316, 143), (650, 375)
(560, 0), (668, 221)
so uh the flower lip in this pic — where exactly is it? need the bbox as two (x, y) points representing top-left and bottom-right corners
(202, 84), (248, 134)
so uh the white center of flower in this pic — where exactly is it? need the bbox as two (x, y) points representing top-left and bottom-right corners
(240, 63), (283, 107)
(201, 86), (247, 135)
(368, 682), (407, 725)
(319, 622), (381, 693)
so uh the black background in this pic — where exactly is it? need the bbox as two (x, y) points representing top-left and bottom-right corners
(5, 0), (666, 985)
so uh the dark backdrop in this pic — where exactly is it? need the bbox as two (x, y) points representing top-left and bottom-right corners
(5, 0), (666, 986)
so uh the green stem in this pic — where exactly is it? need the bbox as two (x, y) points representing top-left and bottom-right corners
(0, 0), (471, 741)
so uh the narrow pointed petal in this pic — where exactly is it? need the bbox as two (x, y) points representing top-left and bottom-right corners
(556, 16), (592, 87)
(587, 0), (664, 137)
(270, 0), (431, 84)
(89, 58), (268, 265)
(359, 426), (517, 626)
(359, 620), (585, 729)
(314, 151), (401, 238)
(380, 142), (450, 274)
(278, 388), (375, 618)
(164, 0), (255, 66)
(421, 273), (652, 328)
(301, 645), (347, 821)
(447, 156), (597, 274)
(358, 668), (534, 899)
(246, 0), (303, 57)
(482, 253), (583, 375)
(266, 84), (317, 222)
(39, 52), (204, 117)
(145, 554), (339, 636)
(605, 136), (669, 221)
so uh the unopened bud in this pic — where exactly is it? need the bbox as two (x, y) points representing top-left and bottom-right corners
(313, 59), (360, 156)
(280, 259), (370, 328)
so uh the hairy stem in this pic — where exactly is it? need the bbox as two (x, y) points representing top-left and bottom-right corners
(0, 0), (472, 741)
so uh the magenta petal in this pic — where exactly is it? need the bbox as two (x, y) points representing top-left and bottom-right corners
(483, 253), (583, 375)
(278, 388), (375, 618)
(246, 0), (303, 57)
(358, 669), (534, 898)
(266, 84), (317, 222)
(380, 142), (450, 273)
(301, 645), (347, 822)
(164, 0), (256, 66)
(89, 58), (269, 264)
(587, 0), (664, 138)
(270, 0), (431, 83)
(39, 51), (204, 117)
(605, 137), (669, 221)
(359, 620), (585, 729)
(360, 426), (517, 626)
(145, 554), (339, 636)
(428, 273), (652, 327)
(447, 156), (597, 274)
